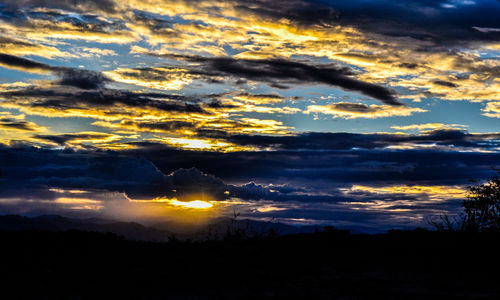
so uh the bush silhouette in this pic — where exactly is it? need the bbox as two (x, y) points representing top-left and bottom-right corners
(462, 169), (500, 231)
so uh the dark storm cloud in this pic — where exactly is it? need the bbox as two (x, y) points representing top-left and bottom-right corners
(2, 144), (457, 209)
(0, 54), (109, 89)
(0, 146), (219, 200)
(195, 129), (500, 151)
(318, 0), (500, 46)
(126, 141), (500, 187)
(156, 54), (401, 105)
(0, 146), (336, 204)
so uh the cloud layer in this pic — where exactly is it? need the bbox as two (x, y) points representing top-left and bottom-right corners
(0, 0), (499, 231)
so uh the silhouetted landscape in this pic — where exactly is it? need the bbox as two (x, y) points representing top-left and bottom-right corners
(1, 222), (500, 299)
(0, 215), (323, 241)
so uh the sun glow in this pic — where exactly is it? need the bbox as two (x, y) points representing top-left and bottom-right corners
(168, 199), (214, 209)
(156, 137), (255, 152)
(130, 196), (216, 210)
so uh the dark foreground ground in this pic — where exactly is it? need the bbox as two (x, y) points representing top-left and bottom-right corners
(1, 228), (500, 299)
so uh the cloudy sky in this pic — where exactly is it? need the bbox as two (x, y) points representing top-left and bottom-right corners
(0, 0), (499, 231)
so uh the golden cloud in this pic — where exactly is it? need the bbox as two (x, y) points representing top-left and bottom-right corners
(305, 102), (426, 119)
(103, 67), (193, 90)
(0, 35), (71, 58)
(344, 185), (466, 200)
(391, 123), (468, 132)
(482, 102), (500, 118)
(0, 112), (47, 132)
(340, 184), (466, 214)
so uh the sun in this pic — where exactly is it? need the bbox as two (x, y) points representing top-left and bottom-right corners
(147, 196), (215, 210)
(168, 199), (214, 209)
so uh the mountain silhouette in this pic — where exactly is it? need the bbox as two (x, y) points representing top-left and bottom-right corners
(0, 215), (323, 241)
(0, 215), (173, 241)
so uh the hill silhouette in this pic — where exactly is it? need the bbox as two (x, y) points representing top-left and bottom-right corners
(0, 214), (323, 241)
(0, 214), (173, 242)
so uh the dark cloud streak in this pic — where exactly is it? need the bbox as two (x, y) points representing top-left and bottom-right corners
(156, 54), (401, 105)
(0, 54), (109, 89)
(0, 117), (40, 131)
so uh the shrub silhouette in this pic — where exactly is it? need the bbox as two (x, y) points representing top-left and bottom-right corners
(462, 169), (500, 231)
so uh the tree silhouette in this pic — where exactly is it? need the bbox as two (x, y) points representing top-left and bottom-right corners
(462, 169), (500, 231)
(430, 169), (500, 232)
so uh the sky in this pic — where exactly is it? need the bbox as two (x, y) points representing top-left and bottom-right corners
(0, 0), (499, 232)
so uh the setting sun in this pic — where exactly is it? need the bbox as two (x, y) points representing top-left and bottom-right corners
(168, 199), (214, 209)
